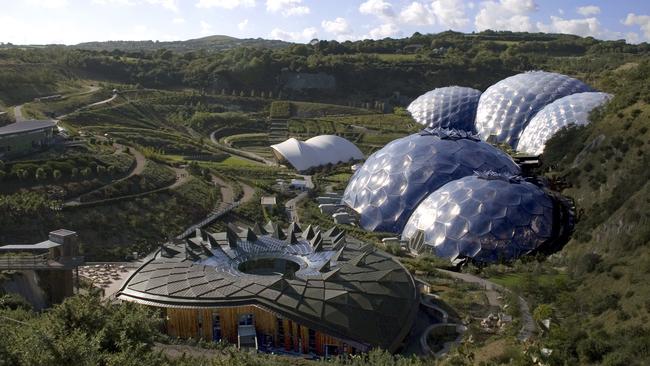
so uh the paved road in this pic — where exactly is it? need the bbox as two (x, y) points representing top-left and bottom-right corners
(436, 268), (536, 342)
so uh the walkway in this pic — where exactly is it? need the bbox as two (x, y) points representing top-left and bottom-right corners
(13, 105), (23, 122)
(175, 175), (256, 240)
(209, 129), (275, 166)
(435, 269), (536, 341)
(63, 144), (146, 206)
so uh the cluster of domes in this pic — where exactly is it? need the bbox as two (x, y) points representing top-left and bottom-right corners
(342, 70), (594, 263)
(406, 71), (610, 153)
(342, 129), (520, 233)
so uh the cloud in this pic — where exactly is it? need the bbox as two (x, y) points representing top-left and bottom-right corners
(266, 0), (309, 16)
(172, 17), (185, 24)
(321, 17), (352, 36)
(196, 0), (255, 9)
(475, 0), (538, 32)
(92, 0), (134, 5)
(145, 0), (178, 12)
(359, 0), (395, 19)
(538, 16), (602, 38)
(238, 19), (249, 30)
(367, 23), (400, 39)
(26, 0), (69, 8)
(577, 5), (600, 17)
(200, 20), (212, 35)
(269, 27), (317, 42)
(93, 0), (178, 11)
(399, 2), (434, 26)
(399, 1), (468, 29)
(431, 0), (469, 29)
(623, 13), (650, 42)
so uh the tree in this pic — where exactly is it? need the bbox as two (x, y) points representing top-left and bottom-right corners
(71, 167), (79, 178)
(53, 169), (62, 180)
(35, 167), (47, 180)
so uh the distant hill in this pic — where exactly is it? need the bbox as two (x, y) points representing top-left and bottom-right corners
(70, 35), (292, 52)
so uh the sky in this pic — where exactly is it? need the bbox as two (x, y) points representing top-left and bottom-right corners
(1, 0), (650, 45)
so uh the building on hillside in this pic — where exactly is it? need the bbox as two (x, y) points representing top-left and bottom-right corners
(0, 229), (84, 308)
(0, 120), (57, 159)
(117, 222), (419, 356)
(271, 135), (364, 173)
(260, 196), (277, 210)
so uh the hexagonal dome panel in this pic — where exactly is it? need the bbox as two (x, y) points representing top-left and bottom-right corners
(401, 172), (556, 263)
(407, 86), (482, 131)
(342, 129), (521, 233)
(517, 92), (612, 155)
(475, 71), (594, 148)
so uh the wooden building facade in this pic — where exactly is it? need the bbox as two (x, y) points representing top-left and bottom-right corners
(164, 305), (363, 356)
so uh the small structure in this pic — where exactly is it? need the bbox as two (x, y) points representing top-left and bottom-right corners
(317, 196), (341, 205)
(290, 179), (309, 190)
(271, 135), (364, 173)
(261, 196), (277, 209)
(0, 229), (84, 306)
(332, 212), (354, 225)
(0, 120), (57, 159)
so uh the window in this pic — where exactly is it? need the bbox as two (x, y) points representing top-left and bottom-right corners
(212, 312), (221, 341)
(238, 313), (253, 326)
(308, 328), (316, 353)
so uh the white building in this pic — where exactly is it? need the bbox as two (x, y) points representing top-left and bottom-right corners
(270, 135), (364, 172)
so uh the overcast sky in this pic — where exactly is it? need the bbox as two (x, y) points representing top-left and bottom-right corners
(1, 0), (650, 45)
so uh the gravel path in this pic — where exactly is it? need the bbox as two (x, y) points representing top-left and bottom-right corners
(436, 268), (536, 341)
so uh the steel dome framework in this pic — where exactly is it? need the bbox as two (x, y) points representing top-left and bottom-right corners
(475, 71), (594, 148)
(517, 92), (612, 155)
(342, 129), (521, 233)
(401, 173), (555, 263)
(407, 86), (482, 132)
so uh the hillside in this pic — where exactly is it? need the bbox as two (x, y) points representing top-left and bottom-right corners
(0, 31), (649, 365)
(71, 35), (292, 52)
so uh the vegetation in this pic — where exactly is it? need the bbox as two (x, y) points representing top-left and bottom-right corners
(1, 30), (650, 365)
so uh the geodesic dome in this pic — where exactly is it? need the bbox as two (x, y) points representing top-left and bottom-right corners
(407, 86), (482, 131)
(401, 172), (555, 263)
(341, 129), (521, 233)
(475, 71), (594, 148)
(516, 92), (612, 155)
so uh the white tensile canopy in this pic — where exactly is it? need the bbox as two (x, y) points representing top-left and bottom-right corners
(271, 135), (364, 172)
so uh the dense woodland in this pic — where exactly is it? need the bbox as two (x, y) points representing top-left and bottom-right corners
(1, 31), (650, 365)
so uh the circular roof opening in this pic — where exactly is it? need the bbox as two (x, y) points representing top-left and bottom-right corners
(238, 257), (300, 277)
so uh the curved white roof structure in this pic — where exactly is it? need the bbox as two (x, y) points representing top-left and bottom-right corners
(271, 135), (364, 172)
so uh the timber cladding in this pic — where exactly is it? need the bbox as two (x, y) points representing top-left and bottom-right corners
(164, 305), (354, 355)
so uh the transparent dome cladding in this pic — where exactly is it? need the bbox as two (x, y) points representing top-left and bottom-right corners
(517, 92), (612, 155)
(475, 71), (595, 148)
(407, 86), (482, 132)
(402, 174), (556, 263)
(342, 130), (521, 233)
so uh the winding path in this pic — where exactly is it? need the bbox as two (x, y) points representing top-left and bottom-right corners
(435, 269), (536, 342)
(209, 130), (275, 166)
(63, 144), (147, 206)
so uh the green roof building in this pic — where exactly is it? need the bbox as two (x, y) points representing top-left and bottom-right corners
(0, 120), (56, 159)
(117, 222), (419, 356)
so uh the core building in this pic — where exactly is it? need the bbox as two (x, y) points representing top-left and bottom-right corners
(117, 222), (419, 356)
